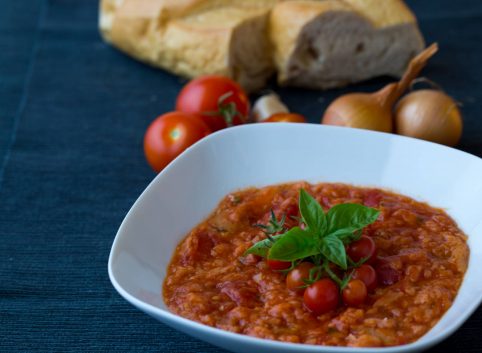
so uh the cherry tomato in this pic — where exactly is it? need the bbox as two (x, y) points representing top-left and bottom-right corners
(346, 235), (377, 264)
(176, 75), (250, 131)
(267, 259), (292, 271)
(303, 278), (339, 315)
(342, 279), (367, 307)
(264, 113), (307, 123)
(352, 264), (378, 292)
(286, 262), (314, 291)
(144, 112), (211, 172)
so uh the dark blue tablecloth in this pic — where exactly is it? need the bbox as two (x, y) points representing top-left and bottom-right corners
(1, 1), (481, 351)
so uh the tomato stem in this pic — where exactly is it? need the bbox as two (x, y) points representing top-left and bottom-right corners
(347, 255), (369, 268)
(254, 209), (286, 237)
(322, 260), (343, 287)
(217, 91), (244, 127)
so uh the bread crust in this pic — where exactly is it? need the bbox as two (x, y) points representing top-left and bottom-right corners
(100, 0), (277, 91)
(341, 0), (417, 27)
(99, 0), (425, 91)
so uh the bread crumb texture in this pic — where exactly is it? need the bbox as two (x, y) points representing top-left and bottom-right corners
(100, 0), (424, 92)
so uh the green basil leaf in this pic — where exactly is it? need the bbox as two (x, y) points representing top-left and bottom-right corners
(335, 229), (363, 244)
(299, 189), (327, 234)
(326, 203), (379, 238)
(244, 234), (284, 257)
(320, 234), (347, 269)
(268, 227), (319, 261)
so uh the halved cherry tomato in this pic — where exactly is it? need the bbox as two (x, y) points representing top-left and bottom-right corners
(346, 235), (377, 264)
(267, 259), (291, 271)
(303, 278), (339, 315)
(286, 262), (314, 291)
(144, 112), (211, 172)
(352, 264), (378, 292)
(264, 113), (307, 123)
(176, 75), (250, 131)
(342, 279), (367, 307)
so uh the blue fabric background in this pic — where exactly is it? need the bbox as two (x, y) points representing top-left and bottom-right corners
(1, 0), (481, 351)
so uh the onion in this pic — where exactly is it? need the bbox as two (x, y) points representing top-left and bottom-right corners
(322, 84), (397, 132)
(322, 43), (439, 132)
(395, 89), (463, 146)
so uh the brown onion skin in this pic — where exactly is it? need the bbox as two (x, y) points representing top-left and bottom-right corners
(395, 90), (463, 146)
(322, 44), (439, 134)
(322, 93), (393, 133)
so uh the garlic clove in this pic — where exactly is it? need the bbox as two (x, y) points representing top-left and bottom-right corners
(252, 93), (289, 122)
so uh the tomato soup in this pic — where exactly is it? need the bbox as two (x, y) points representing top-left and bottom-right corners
(163, 182), (468, 347)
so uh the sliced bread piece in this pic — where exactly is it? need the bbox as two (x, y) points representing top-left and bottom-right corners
(270, 0), (425, 89)
(100, 0), (278, 92)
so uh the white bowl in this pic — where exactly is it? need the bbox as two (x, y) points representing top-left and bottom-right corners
(108, 124), (482, 353)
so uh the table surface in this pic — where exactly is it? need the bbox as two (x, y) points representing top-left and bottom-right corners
(1, 0), (481, 352)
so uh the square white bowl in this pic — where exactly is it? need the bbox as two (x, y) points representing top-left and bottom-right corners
(109, 124), (482, 353)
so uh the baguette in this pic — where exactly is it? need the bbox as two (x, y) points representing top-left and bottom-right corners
(100, 0), (425, 92)
(100, 0), (278, 92)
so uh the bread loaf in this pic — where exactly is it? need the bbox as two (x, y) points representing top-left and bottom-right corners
(100, 0), (425, 92)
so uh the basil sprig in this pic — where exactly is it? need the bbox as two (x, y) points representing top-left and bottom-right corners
(243, 233), (284, 257)
(245, 189), (379, 270)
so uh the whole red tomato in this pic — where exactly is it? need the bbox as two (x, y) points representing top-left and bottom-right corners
(303, 278), (339, 315)
(352, 264), (378, 292)
(346, 235), (377, 264)
(267, 259), (291, 271)
(264, 113), (307, 123)
(342, 279), (367, 307)
(286, 262), (314, 291)
(176, 75), (250, 131)
(144, 112), (210, 172)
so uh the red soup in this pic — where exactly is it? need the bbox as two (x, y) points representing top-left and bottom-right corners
(163, 182), (469, 347)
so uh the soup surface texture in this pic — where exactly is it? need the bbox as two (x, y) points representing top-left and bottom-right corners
(163, 182), (468, 347)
